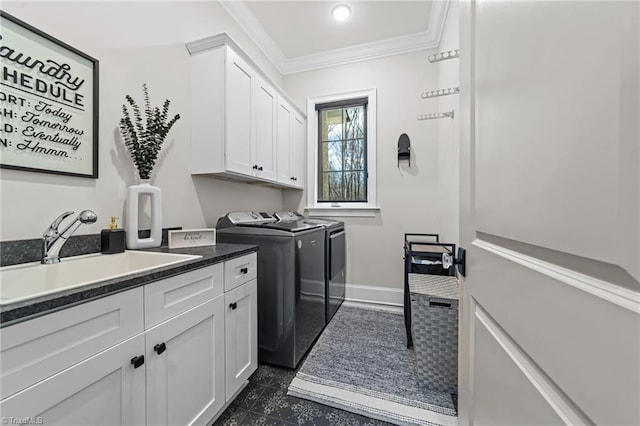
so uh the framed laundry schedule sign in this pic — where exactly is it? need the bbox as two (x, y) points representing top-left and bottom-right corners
(0, 11), (99, 178)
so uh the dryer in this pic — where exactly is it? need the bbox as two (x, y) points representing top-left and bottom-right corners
(275, 212), (345, 323)
(216, 212), (325, 368)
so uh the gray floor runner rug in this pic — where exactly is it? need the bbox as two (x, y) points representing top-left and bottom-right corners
(288, 305), (458, 426)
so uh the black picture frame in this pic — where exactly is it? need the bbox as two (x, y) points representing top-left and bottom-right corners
(0, 11), (99, 178)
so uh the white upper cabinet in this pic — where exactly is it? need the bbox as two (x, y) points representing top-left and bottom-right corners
(225, 48), (254, 176)
(276, 96), (305, 189)
(188, 34), (305, 189)
(290, 110), (306, 189)
(253, 76), (278, 181)
(276, 97), (293, 184)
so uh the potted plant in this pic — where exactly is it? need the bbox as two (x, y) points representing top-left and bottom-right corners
(119, 83), (180, 180)
(118, 84), (180, 249)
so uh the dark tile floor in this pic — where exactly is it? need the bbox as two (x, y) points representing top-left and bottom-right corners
(214, 363), (393, 426)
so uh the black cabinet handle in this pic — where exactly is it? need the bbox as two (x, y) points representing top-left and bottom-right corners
(131, 355), (145, 369)
(290, 176), (295, 181)
(252, 165), (258, 170)
(154, 342), (166, 355)
(229, 302), (237, 310)
(258, 166), (263, 171)
(240, 267), (248, 274)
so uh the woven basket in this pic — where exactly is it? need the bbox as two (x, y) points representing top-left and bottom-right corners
(408, 274), (459, 393)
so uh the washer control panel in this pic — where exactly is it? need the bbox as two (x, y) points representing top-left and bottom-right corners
(227, 211), (276, 225)
(274, 211), (303, 222)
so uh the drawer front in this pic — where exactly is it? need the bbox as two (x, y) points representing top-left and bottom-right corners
(0, 287), (144, 400)
(224, 253), (257, 292)
(144, 264), (223, 328)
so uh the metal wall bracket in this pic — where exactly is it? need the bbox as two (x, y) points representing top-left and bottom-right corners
(456, 247), (466, 277)
(417, 110), (455, 121)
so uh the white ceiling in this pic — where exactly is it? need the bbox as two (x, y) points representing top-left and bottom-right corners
(244, 1), (433, 58)
(220, 0), (449, 75)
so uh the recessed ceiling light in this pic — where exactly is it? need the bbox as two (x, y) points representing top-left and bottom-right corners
(332, 4), (352, 21)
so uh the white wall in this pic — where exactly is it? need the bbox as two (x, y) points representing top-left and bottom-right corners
(283, 46), (458, 290)
(1, 1), (462, 294)
(0, 1), (286, 241)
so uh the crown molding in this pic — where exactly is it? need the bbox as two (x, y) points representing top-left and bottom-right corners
(219, 0), (287, 73)
(186, 32), (235, 54)
(283, 31), (437, 75)
(430, 0), (451, 49)
(219, 0), (450, 75)
(186, 32), (306, 117)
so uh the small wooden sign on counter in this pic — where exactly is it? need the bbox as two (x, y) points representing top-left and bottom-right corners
(168, 228), (216, 249)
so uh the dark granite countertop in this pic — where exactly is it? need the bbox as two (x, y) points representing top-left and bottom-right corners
(0, 243), (257, 327)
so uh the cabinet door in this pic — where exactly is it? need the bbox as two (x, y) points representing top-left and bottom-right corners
(290, 111), (306, 189)
(225, 279), (258, 401)
(225, 48), (254, 176)
(1, 287), (143, 400)
(253, 76), (278, 181)
(276, 97), (293, 184)
(146, 297), (225, 426)
(0, 334), (146, 426)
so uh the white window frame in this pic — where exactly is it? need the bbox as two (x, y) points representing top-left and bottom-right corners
(306, 88), (379, 217)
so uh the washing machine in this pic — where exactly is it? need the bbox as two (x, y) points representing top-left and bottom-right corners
(216, 211), (326, 368)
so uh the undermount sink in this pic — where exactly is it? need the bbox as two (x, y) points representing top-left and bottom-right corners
(0, 251), (202, 305)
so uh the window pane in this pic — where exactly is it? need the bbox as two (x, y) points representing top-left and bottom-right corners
(343, 171), (366, 201)
(344, 139), (365, 171)
(322, 141), (343, 171)
(318, 100), (367, 203)
(321, 109), (343, 141)
(325, 141), (343, 171)
(344, 106), (364, 139)
(321, 171), (344, 200)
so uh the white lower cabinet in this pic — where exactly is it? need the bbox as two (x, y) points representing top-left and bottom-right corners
(146, 296), (226, 426)
(225, 279), (258, 400)
(0, 333), (146, 426)
(0, 253), (258, 426)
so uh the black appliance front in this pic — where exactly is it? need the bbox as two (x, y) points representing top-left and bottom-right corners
(327, 227), (346, 322)
(217, 229), (325, 369)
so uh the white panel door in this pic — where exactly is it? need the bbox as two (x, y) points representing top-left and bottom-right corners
(146, 297), (225, 426)
(459, 1), (640, 425)
(253, 76), (278, 181)
(225, 48), (254, 176)
(290, 111), (305, 188)
(0, 334), (146, 426)
(277, 97), (293, 184)
(225, 279), (258, 401)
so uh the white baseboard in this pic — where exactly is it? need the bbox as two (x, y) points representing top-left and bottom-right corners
(344, 283), (403, 311)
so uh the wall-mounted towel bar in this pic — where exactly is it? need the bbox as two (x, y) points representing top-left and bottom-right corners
(417, 111), (454, 121)
(428, 49), (459, 63)
(421, 87), (459, 99)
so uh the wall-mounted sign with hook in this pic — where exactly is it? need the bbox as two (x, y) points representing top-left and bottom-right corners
(397, 133), (411, 167)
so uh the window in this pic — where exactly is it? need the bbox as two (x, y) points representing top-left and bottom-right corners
(306, 89), (378, 217)
(317, 99), (367, 202)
